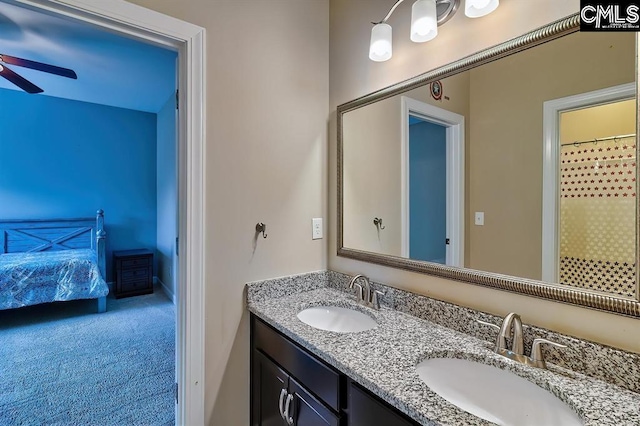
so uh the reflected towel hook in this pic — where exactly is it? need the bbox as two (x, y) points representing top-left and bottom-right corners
(256, 222), (267, 238)
(373, 217), (385, 230)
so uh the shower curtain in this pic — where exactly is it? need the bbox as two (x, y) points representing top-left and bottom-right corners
(559, 137), (636, 297)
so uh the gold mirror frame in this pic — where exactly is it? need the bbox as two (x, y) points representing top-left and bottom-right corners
(337, 13), (640, 318)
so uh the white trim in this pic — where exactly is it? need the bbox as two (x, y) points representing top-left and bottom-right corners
(541, 83), (635, 283)
(11, 1), (207, 425)
(400, 96), (465, 267)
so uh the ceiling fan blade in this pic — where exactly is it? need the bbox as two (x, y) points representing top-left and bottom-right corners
(0, 65), (43, 93)
(0, 54), (77, 79)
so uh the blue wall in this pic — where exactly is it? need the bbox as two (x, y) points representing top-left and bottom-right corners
(0, 88), (157, 281)
(156, 94), (177, 302)
(409, 119), (447, 263)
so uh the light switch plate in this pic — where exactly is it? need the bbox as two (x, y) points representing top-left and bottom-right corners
(475, 212), (484, 226)
(312, 218), (323, 239)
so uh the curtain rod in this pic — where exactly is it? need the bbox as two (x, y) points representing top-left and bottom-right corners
(561, 133), (636, 147)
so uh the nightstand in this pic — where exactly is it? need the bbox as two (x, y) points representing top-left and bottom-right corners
(113, 249), (153, 298)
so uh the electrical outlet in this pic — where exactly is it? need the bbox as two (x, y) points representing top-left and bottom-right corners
(312, 218), (323, 240)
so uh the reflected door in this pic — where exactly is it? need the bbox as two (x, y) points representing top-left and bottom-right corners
(408, 116), (447, 263)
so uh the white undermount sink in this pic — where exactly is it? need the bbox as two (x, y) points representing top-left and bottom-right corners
(296, 305), (377, 333)
(416, 358), (583, 426)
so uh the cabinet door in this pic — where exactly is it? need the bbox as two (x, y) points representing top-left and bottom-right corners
(253, 351), (289, 426)
(347, 381), (418, 426)
(289, 378), (340, 426)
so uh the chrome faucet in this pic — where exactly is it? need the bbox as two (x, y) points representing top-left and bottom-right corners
(479, 312), (524, 355)
(478, 313), (566, 369)
(349, 274), (368, 302)
(348, 274), (384, 309)
(496, 312), (524, 355)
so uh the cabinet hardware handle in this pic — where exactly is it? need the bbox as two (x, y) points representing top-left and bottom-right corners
(284, 393), (294, 425)
(278, 388), (287, 420)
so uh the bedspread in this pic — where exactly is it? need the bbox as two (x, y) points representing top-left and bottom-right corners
(0, 249), (109, 310)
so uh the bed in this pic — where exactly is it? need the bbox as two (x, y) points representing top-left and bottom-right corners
(0, 210), (109, 313)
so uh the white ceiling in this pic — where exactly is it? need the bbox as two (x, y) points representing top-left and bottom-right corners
(0, 1), (177, 113)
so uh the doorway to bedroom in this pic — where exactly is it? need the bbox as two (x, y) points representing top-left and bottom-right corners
(0, 1), (179, 424)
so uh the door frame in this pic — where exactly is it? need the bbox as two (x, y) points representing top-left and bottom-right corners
(10, 1), (207, 424)
(400, 96), (465, 267)
(541, 82), (635, 283)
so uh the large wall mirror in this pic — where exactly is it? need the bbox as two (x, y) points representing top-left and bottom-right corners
(337, 14), (640, 317)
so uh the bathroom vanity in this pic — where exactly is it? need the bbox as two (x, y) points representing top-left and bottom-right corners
(251, 315), (418, 426)
(247, 271), (640, 426)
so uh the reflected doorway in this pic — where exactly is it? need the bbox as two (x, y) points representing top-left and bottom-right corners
(408, 116), (447, 263)
(400, 96), (465, 267)
(542, 83), (637, 297)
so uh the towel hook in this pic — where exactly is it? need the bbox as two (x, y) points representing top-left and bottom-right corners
(256, 222), (267, 238)
(373, 217), (385, 230)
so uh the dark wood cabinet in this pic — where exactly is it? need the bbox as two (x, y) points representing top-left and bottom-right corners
(253, 351), (290, 426)
(253, 351), (339, 426)
(250, 315), (420, 426)
(113, 249), (153, 298)
(346, 380), (418, 426)
(252, 316), (342, 426)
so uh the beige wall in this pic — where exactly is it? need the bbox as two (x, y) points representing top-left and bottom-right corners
(561, 99), (636, 142)
(343, 96), (403, 255)
(127, 1), (328, 425)
(330, 0), (640, 356)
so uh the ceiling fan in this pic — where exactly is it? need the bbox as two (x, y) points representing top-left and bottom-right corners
(0, 54), (77, 94)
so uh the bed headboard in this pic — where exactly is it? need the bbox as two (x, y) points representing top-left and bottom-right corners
(0, 209), (106, 277)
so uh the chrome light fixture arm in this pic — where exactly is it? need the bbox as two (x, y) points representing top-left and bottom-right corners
(373, 0), (461, 25)
(373, 0), (408, 24)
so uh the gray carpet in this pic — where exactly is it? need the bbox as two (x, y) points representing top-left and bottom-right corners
(0, 291), (175, 426)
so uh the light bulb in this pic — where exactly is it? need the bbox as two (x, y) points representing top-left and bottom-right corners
(465, 0), (499, 18)
(410, 0), (437, 43)
(371, 41), (387, 56)
(369, 23), (392, 62)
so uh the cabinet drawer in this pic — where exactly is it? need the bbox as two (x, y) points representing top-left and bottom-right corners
(121, 279), (151, 294)
(122, 268), (149, 280)
(252, 316), (341, 412)
(121, 257), (150, 268)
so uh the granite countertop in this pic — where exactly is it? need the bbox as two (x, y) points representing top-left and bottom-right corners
(247, 286), (640, 426)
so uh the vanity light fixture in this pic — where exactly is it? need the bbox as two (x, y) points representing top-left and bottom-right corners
(369, 0), (498, 62)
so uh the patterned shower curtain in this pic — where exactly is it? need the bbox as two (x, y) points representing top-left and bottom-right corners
(559, 136), (636, 297)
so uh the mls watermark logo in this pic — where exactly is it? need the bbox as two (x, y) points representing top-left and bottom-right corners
(580, 1), (640, 30)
